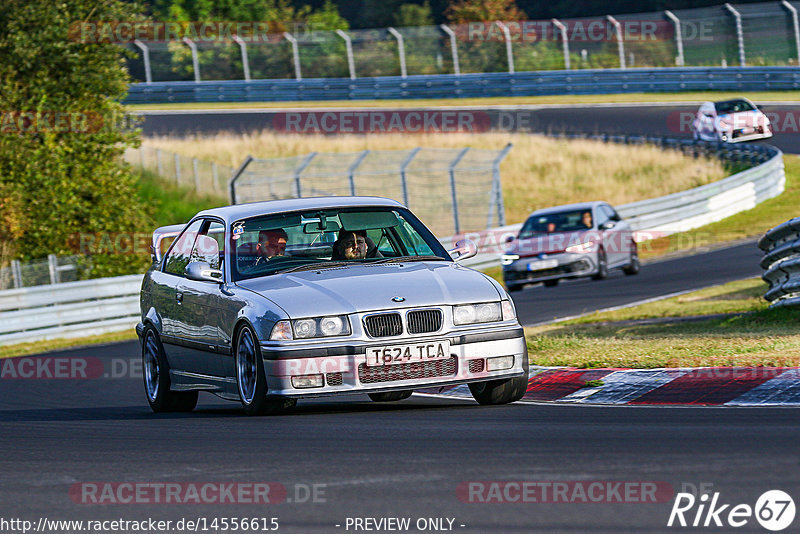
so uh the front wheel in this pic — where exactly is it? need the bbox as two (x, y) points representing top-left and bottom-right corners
(469, 356), (529, 405)
(142, 325), (198, 413)
(235, 324), (296, 416)
(368, 391), (413, 402)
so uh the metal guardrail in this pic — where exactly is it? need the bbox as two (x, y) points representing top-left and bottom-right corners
(0, 275), (143, 346)
(759, 218), (800, 308)
(124, 66), (800, 104)
(451, 137), (785, 270)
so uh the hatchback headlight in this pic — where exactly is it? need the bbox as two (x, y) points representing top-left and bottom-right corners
(453, 302), (502, 325)
(501, 254), (519, 266)
(565, 241), (594, 253)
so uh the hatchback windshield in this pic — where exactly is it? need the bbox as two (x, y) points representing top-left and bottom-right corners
(715, 100), (755, 114)
(518, 209), (594, 238)
(231, 207), (449, 281)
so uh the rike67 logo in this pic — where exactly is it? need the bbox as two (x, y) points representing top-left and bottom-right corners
(668, 490), (795, 531)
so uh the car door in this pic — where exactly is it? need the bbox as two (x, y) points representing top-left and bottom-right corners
(156, 218), (205, 374)
(600, 204), (628, 266)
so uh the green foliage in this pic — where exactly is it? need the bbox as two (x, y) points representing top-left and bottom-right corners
(445, 0), (526, 24)
(395, 2), (434, 27)
(0, 0), (150, 277)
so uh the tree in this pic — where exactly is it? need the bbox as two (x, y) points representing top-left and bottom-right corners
(0, 0), (150, 276)
(445, 0), (526, 24)
(394, 2), (435, 27)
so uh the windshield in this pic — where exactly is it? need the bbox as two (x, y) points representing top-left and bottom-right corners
(518, 209), (594, 238)
(715, 100), (755, 114)
(231, 207), (450, 281)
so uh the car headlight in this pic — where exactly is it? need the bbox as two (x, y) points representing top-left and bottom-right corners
(719, 119), (730, 130)
(269, 316), (351, 340)
(453, 302), (502, 325)
(565, 241), (594, 253)
(501, 254), (519, 266)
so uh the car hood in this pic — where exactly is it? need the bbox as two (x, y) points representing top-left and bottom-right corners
(235, 262), (502, 317)
(506, 230), (592, 256)
(718, 111), (764, 128)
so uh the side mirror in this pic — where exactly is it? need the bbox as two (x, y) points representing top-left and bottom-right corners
(600, 221), (616, 231)
(448, 239), (478, 262)
(185, 261), (223, 283)
(505, 235), (515, 243)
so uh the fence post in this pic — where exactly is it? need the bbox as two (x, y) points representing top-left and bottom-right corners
(133, 40), (152, 83)
(724, 3), (746, 67)
(347, 150), (370, 195)
(232, 35), (251, 81)
(156, 148), (163, 176)
(228, 156), (254, 204)
(387, 27), (408, 78)
(174, 153), (181, 184)
(284, 32), (302, 81)
(439, 24), (460, 75)
(492, 143), (512, 227)
(212, 162), (219, 194)
(48, 254), (58, 284)
(192, 157), (201, 192)
(399, 147), (421, 207)
(182, 37), (201, 82)
(11, 260), (22, 289)
(293, 152), (318, 198)
(606, 16), (626, 69)
(336, 30), (356, 79)
(783, 1), (800, 64)
(664, 11), (685, 66)
(551, 19), (570, 70)
(494, 22), (515, 74)
(448, 148), (470, 235)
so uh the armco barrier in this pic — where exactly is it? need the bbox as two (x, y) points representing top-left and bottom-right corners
(453, 138), (784, 270)
(0, 275), (143, 346)
(759, 218), (800, 308)
(124, 66), (800, 105)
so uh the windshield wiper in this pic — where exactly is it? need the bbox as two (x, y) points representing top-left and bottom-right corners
(368, 255), (444, 264)
(275, 261), (352, 274)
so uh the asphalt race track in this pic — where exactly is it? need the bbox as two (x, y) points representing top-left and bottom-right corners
(138, 102), (800, 154)
(514, 240), (764, 326)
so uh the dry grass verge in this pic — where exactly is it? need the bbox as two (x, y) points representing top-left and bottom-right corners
(144, 132), (725, 225)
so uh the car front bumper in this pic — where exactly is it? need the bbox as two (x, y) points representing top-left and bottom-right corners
(503, 253), (596, 286)
(260, 327), (528, 398)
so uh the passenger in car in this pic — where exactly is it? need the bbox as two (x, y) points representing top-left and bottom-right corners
(332, 230), (368, 260)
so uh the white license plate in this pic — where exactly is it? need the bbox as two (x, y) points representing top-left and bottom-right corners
(365, 340), (451, 367)
(527, 259), (558, 271)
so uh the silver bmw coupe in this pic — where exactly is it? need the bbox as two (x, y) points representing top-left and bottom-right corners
(137, 197), (529, 415)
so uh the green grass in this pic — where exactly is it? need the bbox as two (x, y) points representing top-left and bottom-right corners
(125, 91), (800, 111)
(525, 277), (800, 369)
(136, 169), (228, 227)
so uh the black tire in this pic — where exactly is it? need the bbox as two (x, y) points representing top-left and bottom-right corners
(543, 279), (559, 287)
(235, 324), (296, 416)
(623, 241), (640, 276)
(142, 325), (198, 413)
(368, 391), (413, 402)
(469, 353), (530, 405)
(592, 248), (608, 280)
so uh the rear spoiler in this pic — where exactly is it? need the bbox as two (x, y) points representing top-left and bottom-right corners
(151, 223), (186, 262)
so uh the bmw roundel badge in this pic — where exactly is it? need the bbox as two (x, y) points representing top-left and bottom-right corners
(391, 296), (405, 302)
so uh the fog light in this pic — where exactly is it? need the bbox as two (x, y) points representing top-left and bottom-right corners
(487, 355), (514, 371)
(291, 374), (324, 389)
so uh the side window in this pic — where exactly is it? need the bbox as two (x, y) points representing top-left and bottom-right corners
(594, 207), (610, 227)
(191, 221), (225, 271)
(604, 205), (621, 221)
(163, 220), (203, 276)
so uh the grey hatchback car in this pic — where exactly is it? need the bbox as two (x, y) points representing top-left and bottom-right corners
(502, 201), (640, 291)
(137, 197), (529, 415)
